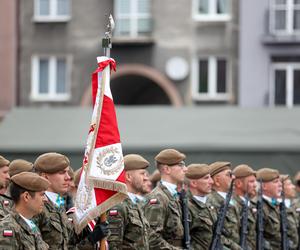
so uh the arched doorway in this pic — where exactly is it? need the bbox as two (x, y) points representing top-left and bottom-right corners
(81, 64), (183, 106)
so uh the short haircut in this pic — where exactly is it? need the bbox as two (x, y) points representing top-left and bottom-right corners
(10, 182), (35, 203)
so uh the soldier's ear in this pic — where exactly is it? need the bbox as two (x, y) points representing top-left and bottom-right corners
(22, 191), (31, 203)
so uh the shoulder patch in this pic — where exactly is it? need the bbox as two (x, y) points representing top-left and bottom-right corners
(3, 230), (13, 237)
(149, 198), (158, 205)
(109, 209), (118, 216)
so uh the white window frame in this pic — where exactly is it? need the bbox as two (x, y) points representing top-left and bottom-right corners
(31, 55), (72, 102)
(114, 0), (152, 37)
(269, 0), (300, 35)
(270, 62), (300, 108)
(192, 0), (231, 22)
(33, 0), (71, 22)
(191, 56), (231, 101)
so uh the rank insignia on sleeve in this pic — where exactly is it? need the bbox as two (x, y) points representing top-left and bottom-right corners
(3, 201), (9, 206)
(109, 210), (118, 216)
(3, 230), (13, 237)
(149, 198), (158, 204)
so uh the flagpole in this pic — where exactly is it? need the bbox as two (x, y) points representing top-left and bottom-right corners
(100, 14), (114, 250)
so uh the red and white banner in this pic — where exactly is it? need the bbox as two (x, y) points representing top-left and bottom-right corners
(74, 56), (127, 233)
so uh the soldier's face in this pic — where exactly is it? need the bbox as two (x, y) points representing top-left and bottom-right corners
(195, 174), (213, 195)
(215, 169), (234, 192)
(128, 169), (149, 194)
(244, 175), (257, 198)
(168, 162), (187, 184)
(28, 191), (48, 216)
(284, 179), (296, 198)
(0, 166), (10, 188)
(44, 167), (71, 195)
(263, 177), (282, 198)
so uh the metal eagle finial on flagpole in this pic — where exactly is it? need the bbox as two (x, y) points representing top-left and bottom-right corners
(102, 14), (115, 58)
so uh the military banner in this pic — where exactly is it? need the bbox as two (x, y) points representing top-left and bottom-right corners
(74, 56), (127, 233)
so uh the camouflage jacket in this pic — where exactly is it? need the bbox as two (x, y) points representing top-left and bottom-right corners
(286, 204), (299, 250)
(188, 196), (216, 250)
(33, 199), (76, 250)
(0, 210), (49, 250)
(107, 197), (150, 249)
(233, 195), (257, 250)
(262, 198), (281, 250)
(0, 193), (13, 219)
(143, 183), (183, 249)
(206, 191), (242, 250)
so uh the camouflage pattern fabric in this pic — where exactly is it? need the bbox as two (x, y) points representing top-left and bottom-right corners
(206, 191), (242, 250)
(0, 194), (13, 219)
(33, 200), (74, 250)
(143, 182), (183, 249)
(107, 197), (150, 249)
(286, 205), (299, 249)
(262, 198), (281, 250)
(0, 210), (49, 250)
(188, 196), (215, 249)
(233, 195), (257, 250)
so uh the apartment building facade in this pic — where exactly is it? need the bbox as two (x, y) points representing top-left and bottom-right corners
(18, 0), (239, 107)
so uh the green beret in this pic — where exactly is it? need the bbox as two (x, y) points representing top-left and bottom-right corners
(186, 164), (210, 179)
(124, 154), (149, 171)
(155, 149), (186, 165)
(11, 172), (50, 192)
(9, 159), (33, 177)
(34, 152), (70, 174)
(149, 169), (161, 183)
(280, 174), (289, 182)
(209, 161), (231, 177)
(0, 155), (10, 168)
(256, 168), (280, 182)
(233, 164), (256, 178)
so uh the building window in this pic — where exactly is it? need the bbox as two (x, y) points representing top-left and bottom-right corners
(114, 0), (152, 37)
(192, 0), (230, 21)
(33, 0), (71, 22)
(269, 0), (300, 35)
(192, 56), (230, 101)
(270, 63), (300, 107)
(31, 55), (71, 101)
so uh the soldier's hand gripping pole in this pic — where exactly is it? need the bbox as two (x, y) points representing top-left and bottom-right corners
(179, 183), (191, 250)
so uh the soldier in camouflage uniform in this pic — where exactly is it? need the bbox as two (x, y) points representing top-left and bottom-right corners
(108, 154), (165, 249)
(0, 155), (10, 198)
(256, 168), (282, 249)
(206, 161), (242, 250)
(0, 158), (33, 219)
(33, 152), (107, 250)
(232, 164), (257, 250)
(144, 149), (187, 249)
(281, 174), (299, 249)
(0, 172), (50, 249)
(0, 155), (10, 195)
(185, 163), (215, 249)
(292, 172), (300, 250)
